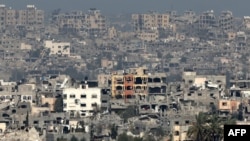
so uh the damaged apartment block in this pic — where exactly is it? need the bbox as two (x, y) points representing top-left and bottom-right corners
(111, 67), (167, 103)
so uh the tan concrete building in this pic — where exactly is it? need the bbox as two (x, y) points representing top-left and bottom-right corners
(86, 8), (106, 35)
(0, 35), (20, 50)
(172, 125), (192, 141)
(0, 122), (6, 132)
(20, 43), (32, 50)
(41, 95), (56, 111)
(137, 31), (159, 42)
(227, 32), (236, 41)
(198, 10), (217, 30)
(44, 40), (71, 56)
(101, 58), (114, 69)
(132, 12), (170, 32)
(54, 8), (106, 35)
(0, 5), (44, 29)
(108, 26), (117, 39)
(54, 11), (85, 32)
(218, 11), (233, 32)
(97, 74), (111, 88)
(218, 99), (240, 113)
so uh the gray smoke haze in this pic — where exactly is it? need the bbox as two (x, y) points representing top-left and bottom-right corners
(0, 0), (248, 16)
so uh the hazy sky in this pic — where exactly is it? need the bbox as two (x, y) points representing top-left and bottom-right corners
(0, 0), (249, 16)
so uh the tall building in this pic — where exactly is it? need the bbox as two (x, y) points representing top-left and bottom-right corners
(85, 8), (106, 36)
(54, 11), (85, 33)
(53, 8), (106, 35)
(198, 10), (217, 30)
(132, 11), (170, 32)
(111, 67), (167, 102)
(218, 11), (233, 32)
(0, 5), (44, 30)
(243, 16), (250, 30)
(0, 5), (6, 29)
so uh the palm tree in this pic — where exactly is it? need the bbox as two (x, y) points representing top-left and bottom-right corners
(187, 112), (208, 141)
(202, 114), (223, 141)
(188, 112), (236, 141)
(205, 114), (236, 141)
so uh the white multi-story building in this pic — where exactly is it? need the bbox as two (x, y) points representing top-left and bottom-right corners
(63, 85), (102, 117)
(44, 40), (70, 56)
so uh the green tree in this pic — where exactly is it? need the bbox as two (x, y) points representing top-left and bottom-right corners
(120, 105), (138, 122)
(143, 134), (156, 141)
(151, 127), (165, 140)
(80, 137), (86, 141)
(10, 69), (26, 81)
(205, 114), (235, 141)
(210, 104), (217, 114)
(75, 121), (85, 132)
(90, 124), (94, 141)
(110, 124), (118, 139)
(25, 111), (29, 127)
(165, 53), (173, 59)
(133, 137), (143, 141)
(54, 97), (63, 112)
(238, 103), (244, 121)
(29, 48), (42, 58)
(70, 135), (78, 141)
(180, 57), (187, 63)
(187, 112), (208, 141)
(117, 133), (127, 141)
(57, 136), (67, 141)
(187, 112), (236, 141)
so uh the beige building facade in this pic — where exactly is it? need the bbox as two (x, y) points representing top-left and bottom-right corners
(132, 12), (170, 32)
(54, 8), (106, 35)
(137, 31), (159, 42)
(172, 125), (192, 141)
(44, 40), (71, 56)
(0, 5), (44, 29)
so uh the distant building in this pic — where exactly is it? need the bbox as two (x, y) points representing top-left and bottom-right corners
(132, 11), (170, 32)
(53, 11), (85, 33)
(63, 84), (102, 117)
(101, 58), (114, 69)
(137, 30), (159, 42)
(0, 5), (44, 30)
(108, 26), (117, 39)
(0, 35), (20, 50)
(218, 11), (233, 32)
(44, 40), (70, 56)
(198, 10), (217, 30)
(86, 8), (106, 36)
(53, 8), (106, 36)
(243, 16), (250, 30)
(20, 43), (32, 50)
